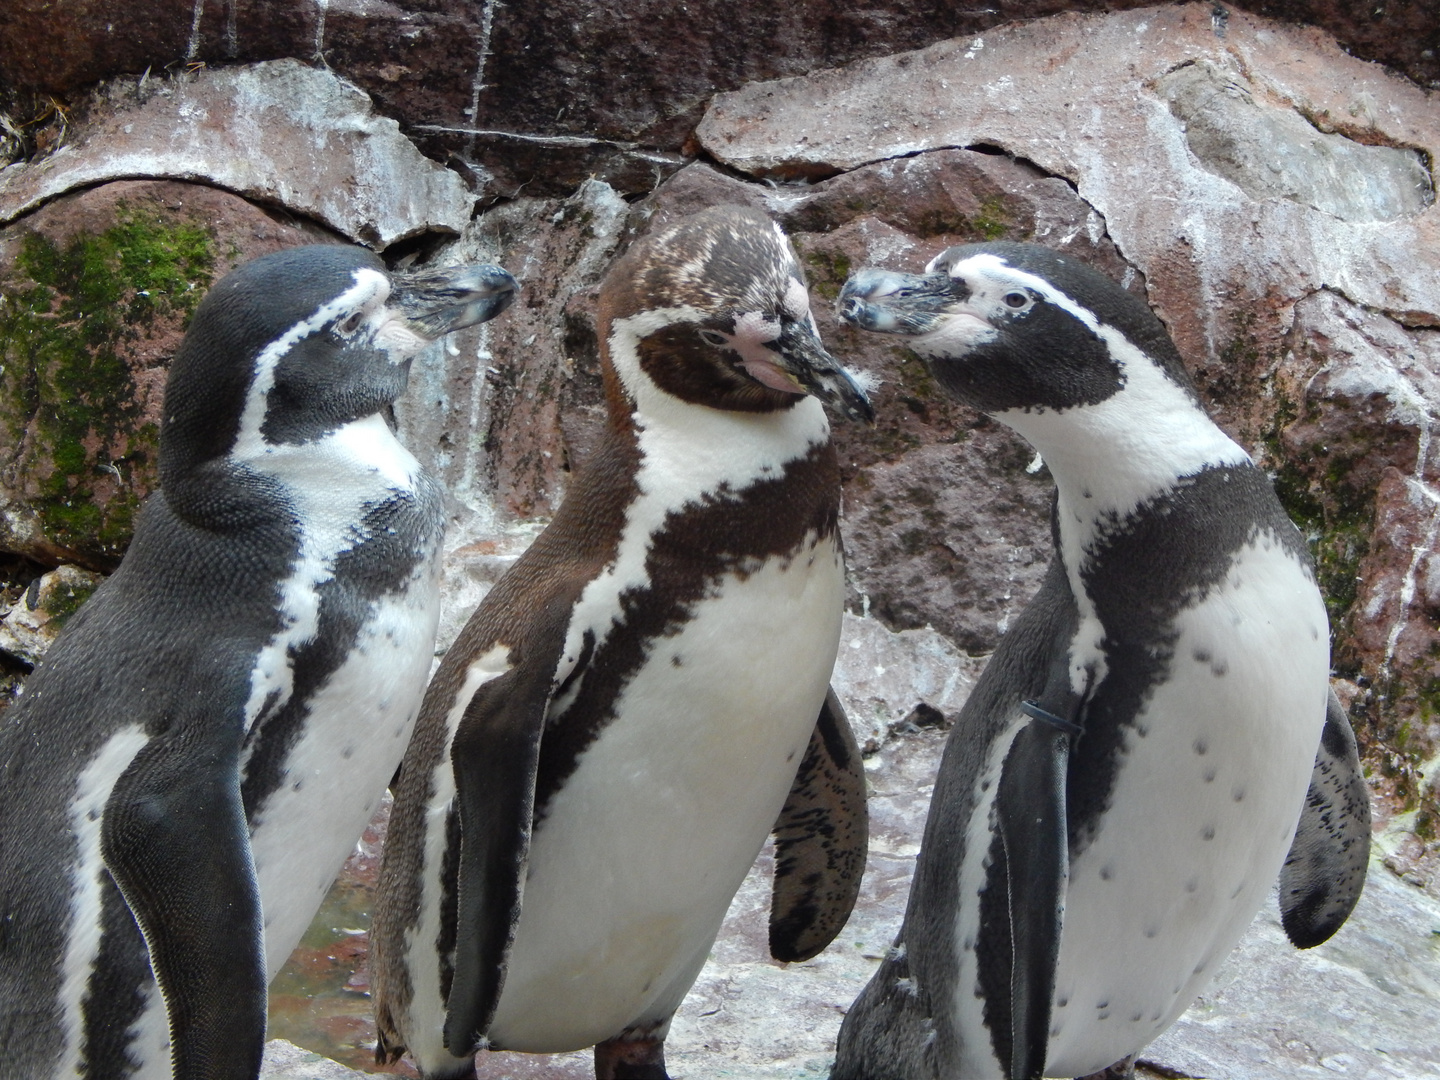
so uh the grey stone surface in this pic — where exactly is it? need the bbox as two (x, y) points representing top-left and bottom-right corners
(262, 1039), (373, 1080)
(0, 60), (474, 248)
(1146, 865), (1440, 1079)
(830, 612), (983, 753)
(0, 564), (102, 666)
(1157, 61), (1434, 223)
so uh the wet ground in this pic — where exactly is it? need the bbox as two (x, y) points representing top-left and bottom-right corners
(266, 726), (1440, 1080)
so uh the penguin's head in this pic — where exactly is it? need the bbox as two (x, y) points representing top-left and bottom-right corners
(838, 241), (1195, 416)
(161, 245), (516, 474)
(598, 205), (874, 423)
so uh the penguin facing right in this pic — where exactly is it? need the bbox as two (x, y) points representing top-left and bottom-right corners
(0, 245), (516, 1080)
(831, 242), (1370, 1080)
(370, 205), (873, 1080)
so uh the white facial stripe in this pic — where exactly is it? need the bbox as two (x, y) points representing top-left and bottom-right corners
(58, 726), (151, 1077)
(946, 253), (1097, 331)
(231, 267), (390, 459)
(608, 305), (709, 408)
(782, 276), (812, 322)
(572, 310), (831, 697)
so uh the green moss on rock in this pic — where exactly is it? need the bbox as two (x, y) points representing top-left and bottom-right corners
(802, 249), (851, 301)
(1270, 457), (1371, 667)
(0, 205), (214, 562)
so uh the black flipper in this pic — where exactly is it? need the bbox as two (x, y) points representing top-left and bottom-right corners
(986, 713), (1070, 1080)
(101, 734), (265, 1080)
(834, 557), (1081, 1080)
(770, 687), (869, 962)
(1279, 687), (1371, 949)
(442, 608), (573, 1057)
(981, 605), (1087, 1080)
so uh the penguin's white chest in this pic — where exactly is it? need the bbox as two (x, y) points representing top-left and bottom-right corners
(485, 533), (844, 1052)
(247, 561), (442, 979)
(1042, 534), (1329, 1076)
(239, 416), (445, 979)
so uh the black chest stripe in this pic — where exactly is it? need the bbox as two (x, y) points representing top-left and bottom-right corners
(531, 443), (841, 820)
(1066, 462), (1313, 855)
(241, 481), (444, 815)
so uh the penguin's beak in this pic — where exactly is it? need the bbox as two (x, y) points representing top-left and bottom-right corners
(837, 269), (953, 336)
(771, 318), (876, 423)
(390, 264), (519, 338)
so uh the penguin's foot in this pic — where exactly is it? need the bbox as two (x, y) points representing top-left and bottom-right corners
(594, 1033), (669, 1079)
(1075, 1054), (1137, 1080)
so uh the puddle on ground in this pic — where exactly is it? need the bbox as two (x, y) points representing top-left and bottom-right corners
(266, 798), (591, 1078)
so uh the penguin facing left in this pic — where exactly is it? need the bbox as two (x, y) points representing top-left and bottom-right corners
(0, 244), (517, 1080)
(370, 205), (874, 1080)
(831, 242), (1370, 1080)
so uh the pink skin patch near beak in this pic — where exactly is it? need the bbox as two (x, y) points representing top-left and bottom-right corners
(726, 310), (807, 395)
(740, 356), (806, 394)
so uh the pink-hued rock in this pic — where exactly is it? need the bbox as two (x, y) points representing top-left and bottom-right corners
(0, 60), (474, 249)
(697, 0), (1440, 844)
(3, 1), (1438, 202)
(696, 4), (1440, 399)
(0, 178), (338, 567)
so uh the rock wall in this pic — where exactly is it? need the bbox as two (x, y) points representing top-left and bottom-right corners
(3, 3), (1440, 1075)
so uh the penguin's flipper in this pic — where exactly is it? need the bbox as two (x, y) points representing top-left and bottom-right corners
(442, 631), (563, 1056)
(769, 686), (869, 962)
(1279, 687), (1371, 949)
(986, 713), (1070, 1080)
(101, 736), (266, 1080)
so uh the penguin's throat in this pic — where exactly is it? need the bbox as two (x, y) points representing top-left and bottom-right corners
(997, 396), (1249, 538)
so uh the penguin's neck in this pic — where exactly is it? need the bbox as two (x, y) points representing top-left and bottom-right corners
(995, 359), (1251, 564)
(624, 383), (831, 504)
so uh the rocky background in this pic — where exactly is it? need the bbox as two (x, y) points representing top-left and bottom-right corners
(3, 2), (1440, 1078)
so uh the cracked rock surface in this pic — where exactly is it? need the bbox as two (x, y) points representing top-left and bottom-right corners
(697, 0), (1440, 861)
(2, 3), (1440, 1078)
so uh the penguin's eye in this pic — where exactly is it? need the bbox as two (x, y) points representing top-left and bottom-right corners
(337, 311), (366, 335)
(1002, 291), (1032, 309)
(698, 329), (729, 348)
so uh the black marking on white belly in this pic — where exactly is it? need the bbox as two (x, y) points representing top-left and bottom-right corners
(241, 484), (443, 813)
(1067, 462), (1311, 855)
(531, 442), (841, 820)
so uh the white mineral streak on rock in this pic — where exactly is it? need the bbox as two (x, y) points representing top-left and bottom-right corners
(464, 0), (502, 162)
(0, 60), (474, 246)
(1293, 292), (1440, 676)
(695, 3), (1440, 357)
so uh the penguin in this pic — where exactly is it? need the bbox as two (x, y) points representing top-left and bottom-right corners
(830, 242), (1370, 1080)
(370, 205), (874, 1080)
(0, 244), (517, 1080)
